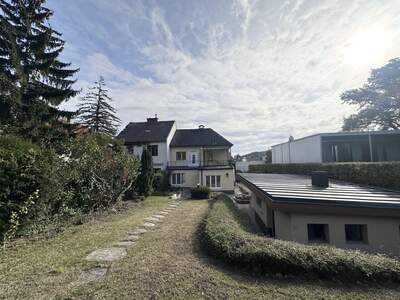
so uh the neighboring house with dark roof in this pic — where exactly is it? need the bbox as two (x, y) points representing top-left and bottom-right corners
(117, 118), (235, 191)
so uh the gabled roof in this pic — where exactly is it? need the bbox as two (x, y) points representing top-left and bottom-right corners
(170, 128), (233, 147)
(117, 119), (175, 143)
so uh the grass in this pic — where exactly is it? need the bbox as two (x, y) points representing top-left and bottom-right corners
(0, 196), (171, 300)
(1, 197), (400, 299)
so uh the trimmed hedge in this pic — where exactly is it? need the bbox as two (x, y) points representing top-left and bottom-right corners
(249, 162), (400, 190)
(203, 195), (400, 283)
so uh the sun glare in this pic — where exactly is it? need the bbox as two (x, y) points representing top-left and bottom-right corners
(344, 29), (389, 66)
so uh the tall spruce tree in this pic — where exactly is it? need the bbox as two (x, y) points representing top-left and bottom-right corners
(77, 77), (121, 136)
(137, 148), (154, 197)
(0, 0), (79, 141)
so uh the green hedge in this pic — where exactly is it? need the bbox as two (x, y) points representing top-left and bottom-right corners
(203, 195), (400, 282)
(249, 162), (400, 190)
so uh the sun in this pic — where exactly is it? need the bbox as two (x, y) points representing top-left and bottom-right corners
(344, 28), (389, 66)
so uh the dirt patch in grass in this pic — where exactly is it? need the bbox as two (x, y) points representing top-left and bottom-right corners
(62, 200), (400, 300)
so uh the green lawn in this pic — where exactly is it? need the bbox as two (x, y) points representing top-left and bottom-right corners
(1, 197), (400, 299)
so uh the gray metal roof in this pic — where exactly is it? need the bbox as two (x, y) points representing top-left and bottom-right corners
(239, 173), (400, 210)
(170, 128), (233, 147)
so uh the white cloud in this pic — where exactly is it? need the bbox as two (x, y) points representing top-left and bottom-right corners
(52, 0), (400, 154)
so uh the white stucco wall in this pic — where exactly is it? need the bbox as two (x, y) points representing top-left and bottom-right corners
(272, 135), (322, 163)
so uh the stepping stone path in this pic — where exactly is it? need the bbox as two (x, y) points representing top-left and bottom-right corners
(124, 235), (140, 241)
(152, 214), (165, 219)
(81, 201), (182, 284)
(144, 217), (162, 223)
(79, 267), (108, 283)
(142, 222), (156, 228)
(129, 228), (147, 235)
(86, 247), (127, 262)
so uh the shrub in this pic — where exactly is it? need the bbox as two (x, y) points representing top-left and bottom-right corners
(191, 185), (211, 199)
(136, 148), (154, 197)
(0, 134), (140, 241)
(249, 162), (400, 190)
(203, 194), (400, 283)
(0, 135), (58, 241)
(153, 170), (170, 192)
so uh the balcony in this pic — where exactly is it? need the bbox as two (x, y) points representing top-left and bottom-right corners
(167, 160), (233, 169)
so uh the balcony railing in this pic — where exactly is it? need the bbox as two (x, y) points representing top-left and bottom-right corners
(168, 160), (232, 167)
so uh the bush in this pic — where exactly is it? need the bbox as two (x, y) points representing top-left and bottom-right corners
(0, 134), (140, 241)
(203, 194), (400, 283)
(0, 135), (56, 241)
(249, 162), (400, 190)
(153, 170), (170, 192)
(191, 185), (211, 199)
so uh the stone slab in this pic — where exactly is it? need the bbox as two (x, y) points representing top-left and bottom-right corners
(142, 222), (156, 227)
(115, 241), (136, 247)
(79, 267), (108, 283)
(129, 228), (147, 235)
(144, 217), (161, 222)
(124, 235), (140, 241)
(152, 214), (165, 218)
(86, 248), (127, 262)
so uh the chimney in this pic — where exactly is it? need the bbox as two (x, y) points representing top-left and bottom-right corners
(147, 114), (158, 123)
(311, 171), (329, 188)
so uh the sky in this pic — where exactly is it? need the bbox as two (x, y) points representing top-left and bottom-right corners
(47, 0), (400, 155)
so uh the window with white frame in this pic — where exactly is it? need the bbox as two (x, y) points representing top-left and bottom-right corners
(171, 173), (185, 185)
(205, 175), (221, 188)
(176, 151), (186, 161)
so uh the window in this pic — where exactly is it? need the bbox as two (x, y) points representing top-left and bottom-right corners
(148, 145), (158, 156)
(345, 224), (368, 243)
(205, 175), (221, 188)
(176, 151), (186, 161)
(307, 224), (329, 243)
(171, 173), (184, 185)
(191, 153), (196, 164)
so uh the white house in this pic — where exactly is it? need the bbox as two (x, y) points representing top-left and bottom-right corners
(117, 117), (235, 191)
(271, 130), (400, 164)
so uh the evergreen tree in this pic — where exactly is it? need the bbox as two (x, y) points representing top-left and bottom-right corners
(137, 148), (154, 197)
(77, 77), (121, 136)
(0, 0), (79, 141)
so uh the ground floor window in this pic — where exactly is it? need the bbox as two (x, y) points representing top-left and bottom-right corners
(171, 173), (184, 185)
(205, 175), (221, 188)
(345, 224), (368, 243)
(307, 224), (329, 243)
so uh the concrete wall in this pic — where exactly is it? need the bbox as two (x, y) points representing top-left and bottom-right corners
(274, 211), (400, 256)
(170, 168), (235, 191)
(170, 147), (201, 166)
(202, 169), (235, 191)
(272, 135), (322, 163)
(132, 142), (168, 169)
(170, 170), (200, 188)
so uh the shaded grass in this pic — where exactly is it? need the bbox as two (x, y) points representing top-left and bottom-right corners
(0, 196), (171, 300)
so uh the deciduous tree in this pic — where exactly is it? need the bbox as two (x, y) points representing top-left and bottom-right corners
(341, 58), (400, 131)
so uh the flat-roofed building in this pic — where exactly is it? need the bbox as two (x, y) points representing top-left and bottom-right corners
(238, 173), (400, 256)
(271, 130), (400, 163)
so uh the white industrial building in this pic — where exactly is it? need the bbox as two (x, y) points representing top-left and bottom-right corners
(271, 131), (400, 164)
